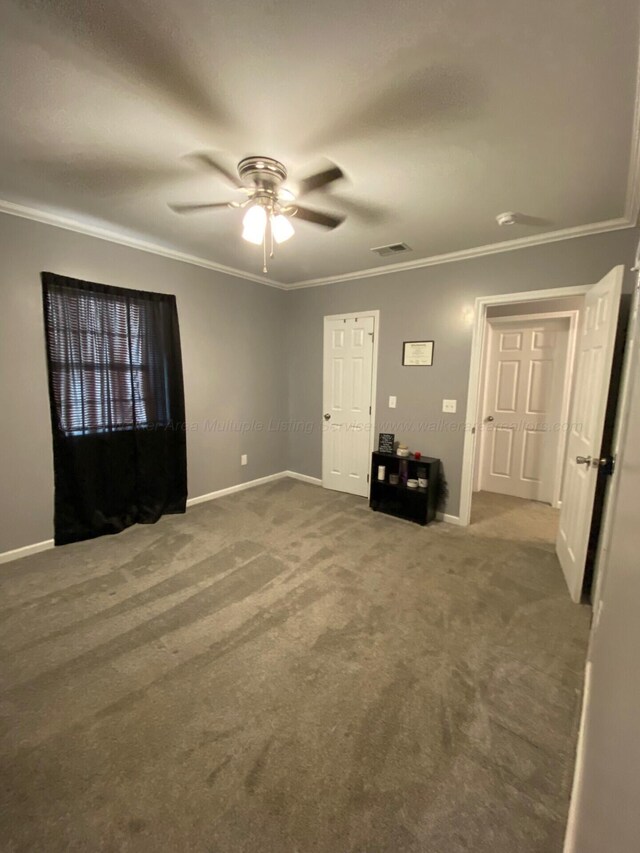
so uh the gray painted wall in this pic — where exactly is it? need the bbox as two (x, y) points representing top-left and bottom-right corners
(569, 293), (640, 853)
(1, 215), (637, 553)
(286, 229), (639, 516)
(0, 213), (288, 553)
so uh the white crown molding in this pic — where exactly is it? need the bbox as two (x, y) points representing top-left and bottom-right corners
(284, 217), (634, 289)
(0, 198), (285, 289)
(2, 32), (639, 292)
(0, 197), (635, 293)
(3, 43), (640, 301)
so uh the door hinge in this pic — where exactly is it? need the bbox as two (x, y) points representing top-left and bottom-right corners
(472, 426), (476, 435)
(369, 406), (371, 415)
(367, 474), (369, 483)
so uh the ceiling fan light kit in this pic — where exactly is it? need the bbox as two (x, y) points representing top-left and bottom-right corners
(271, 213), (295, 244)
(242, 202), (268, 245)
(169, 154), (346, 273)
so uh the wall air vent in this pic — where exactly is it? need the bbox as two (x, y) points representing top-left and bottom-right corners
(370, 242), (413, 257)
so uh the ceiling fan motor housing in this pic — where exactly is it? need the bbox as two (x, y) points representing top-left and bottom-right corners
(238, 156), (287, 190)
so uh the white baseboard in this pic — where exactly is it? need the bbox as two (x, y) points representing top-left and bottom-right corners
(0, 538), (54, 565)
(438, 512), (462, 525)
(563, 660), (592, 853)
(0, 473), (454, 564)
(284, 470), (323, 486)
(186, 471), (288, 507)
(0, 472), (314, 565)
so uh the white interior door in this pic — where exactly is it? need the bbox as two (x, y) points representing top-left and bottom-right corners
(322, 315), (375, 497)
(480, 317), (570, 501)
(556, 266), (623, 602)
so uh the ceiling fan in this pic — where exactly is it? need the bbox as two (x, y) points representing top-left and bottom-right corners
(169, 154), (346, 273)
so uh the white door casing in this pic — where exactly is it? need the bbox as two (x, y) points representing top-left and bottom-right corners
(480, 317), (570, 502)
(322, 314), (376, 497)
(460, 285), (591, 528)
(556, 266), (624, 602)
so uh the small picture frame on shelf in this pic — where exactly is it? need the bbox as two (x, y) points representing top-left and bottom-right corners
(402, 340), (434, 366)
(378, 433), (395, 454)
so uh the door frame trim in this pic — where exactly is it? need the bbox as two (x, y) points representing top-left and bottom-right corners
(322, 309), (380, 493)
(460, 286), (590, 526)
(477, 311), (580, 506)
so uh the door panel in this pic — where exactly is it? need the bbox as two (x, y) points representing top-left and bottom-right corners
(322, 316), (375, 497)
(556, 267), (623, 601)
(500, 331), (522, 351)
(496, 361), (519, 411)
(491, 427), (514, 476)
(528, 359), (553, 413)
(480, 316), (570, 501)
(522, 429), (543, 481)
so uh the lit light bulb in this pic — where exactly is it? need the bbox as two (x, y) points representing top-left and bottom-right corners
(271, 214), (295, 244)
(242, 204), (267, 245)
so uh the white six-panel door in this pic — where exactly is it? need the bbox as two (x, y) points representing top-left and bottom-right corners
(480, 317), (570, 501)
(322, 316), (375, 497)
(556, 266), (623, 602)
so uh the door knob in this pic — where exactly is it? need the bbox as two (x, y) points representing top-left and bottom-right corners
(576, 455), (592, 465)
(486, 415), (494, 422)
(324, 413), (331, 421)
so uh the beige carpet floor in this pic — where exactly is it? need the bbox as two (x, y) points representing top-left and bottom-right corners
(0, 480), (589, 852)
(471, 490), (560, 544)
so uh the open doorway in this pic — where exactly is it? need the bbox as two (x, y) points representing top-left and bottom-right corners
(460, 269), (625, 602)
(470, 295), (583, 543)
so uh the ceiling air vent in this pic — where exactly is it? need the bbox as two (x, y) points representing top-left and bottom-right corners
(370, 242), (413, 257)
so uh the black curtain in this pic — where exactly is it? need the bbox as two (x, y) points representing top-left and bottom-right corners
(41, 272), (187, 545)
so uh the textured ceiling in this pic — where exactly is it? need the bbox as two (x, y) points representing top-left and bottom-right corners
(0, 0), (638, 285)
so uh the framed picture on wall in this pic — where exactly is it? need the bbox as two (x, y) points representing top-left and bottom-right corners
(402, 340), (434, 366)
(378, 433), (395, 453)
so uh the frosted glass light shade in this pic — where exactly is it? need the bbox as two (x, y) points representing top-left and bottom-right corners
(242, 204), (267, 244)
(272, 214), (295, 244)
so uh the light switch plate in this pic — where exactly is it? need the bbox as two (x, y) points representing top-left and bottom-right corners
(241, 454), (248, 466)
(389, 395), (397, 408)
(442, 399), (457, 413)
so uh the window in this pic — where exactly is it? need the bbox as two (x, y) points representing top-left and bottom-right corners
(44, 280), (171, 436)
(42, 272), (187, 545)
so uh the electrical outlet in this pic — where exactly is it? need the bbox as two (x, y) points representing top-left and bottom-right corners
(389, 396), (397, 408)
(241, 454), (247, 466)
(442, 399), (457, 413)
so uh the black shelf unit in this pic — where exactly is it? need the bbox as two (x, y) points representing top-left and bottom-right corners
(369, 451), (440, 525)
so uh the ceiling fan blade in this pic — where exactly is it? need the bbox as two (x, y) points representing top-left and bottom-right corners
(168, 201), (233, 214)
(298, 165), (345, 196)
(300, 63), (482, 151)
(185, 152), (244, 189)
(326, 193), (388, 225)
(291, 206), (346, 229)
(11, 1), (236, 135)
